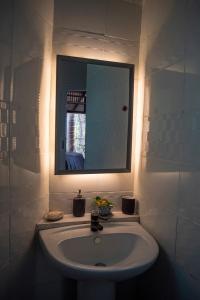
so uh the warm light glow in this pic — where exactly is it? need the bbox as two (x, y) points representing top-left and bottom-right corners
(54, 31), (132, 64)
(49, 35), (134, 193)
(134, 78), (145, 176)
(132, 46), (146, 192)
(49, 155), (132, 193)
(38, 25), (54, 176)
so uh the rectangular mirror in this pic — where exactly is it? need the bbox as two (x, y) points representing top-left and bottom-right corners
(55, 55), (134, 174)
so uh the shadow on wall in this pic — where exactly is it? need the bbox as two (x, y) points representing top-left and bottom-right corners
(4, 235), (36, 300)
(143, 69), (200, 172)
(140, 0), (200, 173)
(136, 246), (200, 300)
(3, 234), (70, 300)
(136, 0), (200, 299)
(12, 57), (42, 173)
(136, 249), (179, 300)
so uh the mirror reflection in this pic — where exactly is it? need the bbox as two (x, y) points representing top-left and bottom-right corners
(55, 56), (134, 174)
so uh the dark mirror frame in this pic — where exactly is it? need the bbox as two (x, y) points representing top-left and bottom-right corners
(55, 55), (134, 175)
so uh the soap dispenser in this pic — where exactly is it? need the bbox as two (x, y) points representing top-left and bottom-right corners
(73, 189), (86, 217)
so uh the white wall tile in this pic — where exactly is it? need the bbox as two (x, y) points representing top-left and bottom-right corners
(0, 0), (12, 283)
(53, 28), (107, 61)
(141, 212), (177, 259)
(106, 0), (141, 41)
(176, 218), (200, 280)
(174, 264), (200, 300)
(54, 0), (106, 34)
(13, 5), (53, 65)
(141, 0), (186, 41)
(137, 159), (180, 209)
(0, 263), (10, 299)
(179, 172), (200, 223)
(135, 0), (200, 299)
(0, 0), (13, 43)
(49, 191), (133, 214)
(19, 0), (54, 25)
(50, 172), (133, 193)
(1, 0), (55, 298)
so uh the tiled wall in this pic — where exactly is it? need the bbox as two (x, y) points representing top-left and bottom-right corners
(49, 191), (134, 214)
(49, 0), (142, 212)
(0, 0), (12, 295)
(0, 1), (142, 299)
(0, 1), (64, 299)
(135, 0), (200, 299)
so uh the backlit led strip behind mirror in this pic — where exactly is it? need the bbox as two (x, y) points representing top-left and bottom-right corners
(55, 55), (134, 174)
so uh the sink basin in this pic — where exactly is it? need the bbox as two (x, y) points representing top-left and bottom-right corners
(39, 222), (158, 300)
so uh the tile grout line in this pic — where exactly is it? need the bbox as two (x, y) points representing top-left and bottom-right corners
(54, 27), (140, 44)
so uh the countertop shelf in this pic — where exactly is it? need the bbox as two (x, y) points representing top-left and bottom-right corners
(37, 212), (140, 231)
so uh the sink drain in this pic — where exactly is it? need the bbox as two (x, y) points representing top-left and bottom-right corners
(94, 262), (107, 267)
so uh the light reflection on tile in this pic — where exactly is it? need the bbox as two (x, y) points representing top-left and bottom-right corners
(135, 0), (200, 299)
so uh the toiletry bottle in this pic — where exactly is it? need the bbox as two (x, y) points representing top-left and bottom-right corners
(73, 190), (85, 217)
(122, 196), (135, 215)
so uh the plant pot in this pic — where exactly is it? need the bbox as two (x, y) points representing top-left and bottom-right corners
(98, 206), (112, 217)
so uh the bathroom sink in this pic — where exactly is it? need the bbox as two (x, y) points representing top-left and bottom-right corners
(39, 222), (158, 282)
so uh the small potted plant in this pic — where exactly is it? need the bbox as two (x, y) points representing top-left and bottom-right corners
(95, 196), (113, 217)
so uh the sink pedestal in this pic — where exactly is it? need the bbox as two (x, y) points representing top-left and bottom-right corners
(77, 280), (115, 300)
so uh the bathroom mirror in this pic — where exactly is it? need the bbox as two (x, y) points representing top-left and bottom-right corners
(55, 55), (134, 174)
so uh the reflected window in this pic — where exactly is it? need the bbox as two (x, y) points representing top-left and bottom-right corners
(65, 90), (86, 170)
(66, 113), (86, 157)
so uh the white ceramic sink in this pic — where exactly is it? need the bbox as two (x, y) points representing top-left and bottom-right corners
(39, 222), (158, 300)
